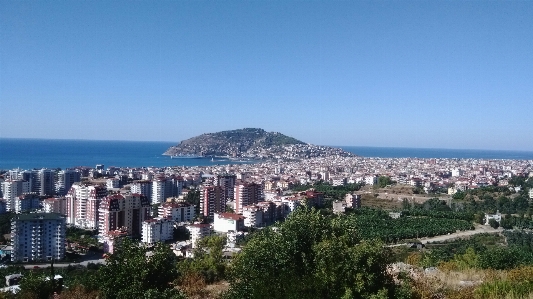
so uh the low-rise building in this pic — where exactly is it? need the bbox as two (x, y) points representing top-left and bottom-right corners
(332, 200), (347, 214)
(101, 228), (129, 254)
(213, 213), (245, 233)
(485, 212), (502, 226)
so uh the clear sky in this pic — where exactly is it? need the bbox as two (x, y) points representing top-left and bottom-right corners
(1, 1), (532, 151)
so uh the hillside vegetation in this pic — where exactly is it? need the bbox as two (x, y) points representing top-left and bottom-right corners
(164, 128), (305, 156)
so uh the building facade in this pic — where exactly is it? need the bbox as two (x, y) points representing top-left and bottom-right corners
(11, 213), (66, 262)
(201, 186), (226, 218)
(186, 223), (212, 248)
(141, 217), (174, 244)
(234, 182), (262, 214)
(65, 184), (108, 229)
(98, 193), (151, 238)
(158, 202), (195, 222)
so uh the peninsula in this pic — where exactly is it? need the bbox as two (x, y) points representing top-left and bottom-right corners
(163, 128), (355, 160)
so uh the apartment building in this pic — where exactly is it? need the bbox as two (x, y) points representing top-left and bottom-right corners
(98, 193), (151, 237)
(234, 182), (262, 214)
(14, 193), (40, 213)
(152, 177), (173, 204)
(141, 217), (174, 244)
(242, 205), (264, 228)
(131, 180), (152, 200)
(11, 213), (66, 262)
(186, 223), (212, 248)
(158, 202), (195, 222)
(55, 170), (81, 196)
(43, 197), (67, 215)
(65, 183), (107, 229)
(2, 180), (30, 212)
(217, 174), (236, 200)
(201, 186), (226, 218)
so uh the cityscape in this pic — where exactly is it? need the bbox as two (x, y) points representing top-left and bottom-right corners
(2, 0), (533, 298)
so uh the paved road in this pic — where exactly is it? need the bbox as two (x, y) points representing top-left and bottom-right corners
(23, 255), (106, 270)
(389, 224), (502, 247)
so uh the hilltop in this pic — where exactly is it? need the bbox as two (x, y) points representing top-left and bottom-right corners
(163, 128), (355, 160)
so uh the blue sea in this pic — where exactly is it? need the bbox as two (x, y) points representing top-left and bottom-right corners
(0, 138), (532, 170)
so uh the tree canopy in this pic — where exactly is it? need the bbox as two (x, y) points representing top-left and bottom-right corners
(224, 208), (406, 299)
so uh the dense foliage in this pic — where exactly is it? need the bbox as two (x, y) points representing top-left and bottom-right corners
(346, 208), (474, 243)
(224, 208), (407, 299)
(291, 182), (362, 201)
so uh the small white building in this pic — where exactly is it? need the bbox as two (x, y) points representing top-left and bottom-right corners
(213, 213), (245, 233)
(529, 189), (533, 200)
(186, 223), (212, 248)
(365, 175), (378, 186)
(484, 212), (502, 226)
(142, 217), (174, 245)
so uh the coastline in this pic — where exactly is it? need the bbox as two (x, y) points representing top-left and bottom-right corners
(1, 138), (532, 170)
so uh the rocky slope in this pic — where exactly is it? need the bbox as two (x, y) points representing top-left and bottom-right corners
(163, 128), (355, 160)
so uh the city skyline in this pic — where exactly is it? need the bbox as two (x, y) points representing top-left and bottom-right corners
(1, 1), (532, 151)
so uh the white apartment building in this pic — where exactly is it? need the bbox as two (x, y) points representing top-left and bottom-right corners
(43, 197), (67, 215)
(131, 180), (152, 199)
(14, 193), (40, 213)
(158, 202), (195, 222)
(55, 170), (81, 196)
(242, 206), (264, 228)
(331, 177), (347, 186)
(11, 213), (66, 262)
(142, 217), (174, 244)
(98, 193), (151, 238)
(65, 183), (107, 229)
(213, 213), (245, 233)
(186, 224), (212, 248)
(2, 180), (30, 212)
(152, 177), (172, 204)
(452, 169), (464, 177)
(281, 197), (301, 215)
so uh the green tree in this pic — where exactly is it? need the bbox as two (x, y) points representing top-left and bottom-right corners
(488, 218), (500, 229)
(178, 235), (227, 283)
(377, 176), (393, 188)
(96, 238), (182, 299)
(224, 209), (399, 299)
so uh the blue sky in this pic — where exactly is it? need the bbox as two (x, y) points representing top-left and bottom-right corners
(1, 1), (532, 150)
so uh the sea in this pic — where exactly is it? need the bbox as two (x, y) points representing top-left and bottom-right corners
(1, 138), (532, 170)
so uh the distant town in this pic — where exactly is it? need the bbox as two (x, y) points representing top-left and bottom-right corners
(0, 153), (533, 297)
(1, 154), (532, 259)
